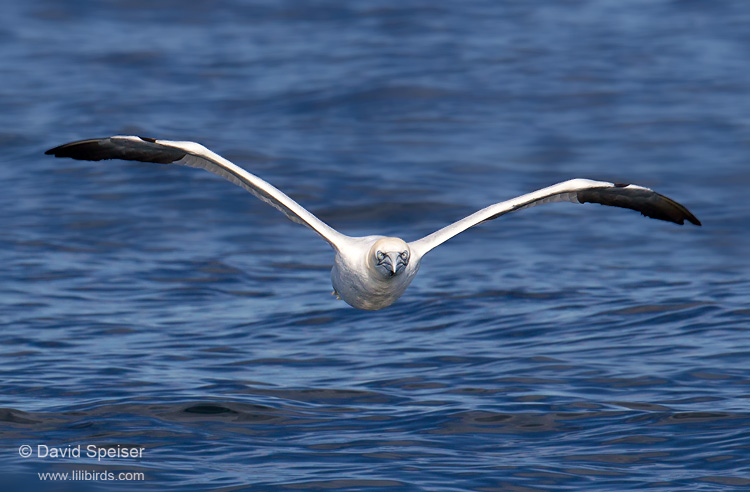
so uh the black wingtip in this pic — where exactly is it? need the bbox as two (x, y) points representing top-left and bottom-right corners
(45, 139), (110, 160)
(661, 194), (701, 227)
(671, 215), (701, 227)
(45, 137), (186, 164)
(578, 186), (702, 227)
(45, 142), (74, 156)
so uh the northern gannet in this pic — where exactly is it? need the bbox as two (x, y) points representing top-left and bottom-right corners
(46, 136), (701, 310)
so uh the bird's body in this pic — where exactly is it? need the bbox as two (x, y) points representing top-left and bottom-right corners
(46, 136), (701, 310)
(331, 236), (420, 310)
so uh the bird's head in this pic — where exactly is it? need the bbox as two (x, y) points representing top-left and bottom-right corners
(369, 237), (410, 279)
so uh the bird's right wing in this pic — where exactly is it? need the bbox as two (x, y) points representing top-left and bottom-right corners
(409, 178), (701, 257)
(46, 136), (349, 250)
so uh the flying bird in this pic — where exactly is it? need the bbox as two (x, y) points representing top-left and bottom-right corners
(46, 136), (701, 310)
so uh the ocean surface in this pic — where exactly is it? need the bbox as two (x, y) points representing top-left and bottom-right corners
(2, 1), (749, 490)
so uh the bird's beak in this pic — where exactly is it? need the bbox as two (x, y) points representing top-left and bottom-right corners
(386, 252), (405, 275)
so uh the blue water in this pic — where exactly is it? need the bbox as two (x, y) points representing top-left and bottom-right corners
(2, 1), (750, 490)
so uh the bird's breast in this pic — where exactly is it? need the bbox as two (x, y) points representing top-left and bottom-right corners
(331, 254), (419, 311)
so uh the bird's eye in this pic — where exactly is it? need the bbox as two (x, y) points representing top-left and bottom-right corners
(400, 251), (409, 260)
(376, 251), (385, 261)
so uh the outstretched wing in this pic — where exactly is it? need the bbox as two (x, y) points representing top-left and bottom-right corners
(46, 136), (349, 249)
(409, 178), (701, 256)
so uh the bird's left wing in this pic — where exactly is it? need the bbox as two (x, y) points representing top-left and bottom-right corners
(46, 136), (349, 249)
(409, 178), (701, 256)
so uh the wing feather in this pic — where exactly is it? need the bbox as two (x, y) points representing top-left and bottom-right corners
(409, 178), (700, 256)
(46, 136), (348, 249)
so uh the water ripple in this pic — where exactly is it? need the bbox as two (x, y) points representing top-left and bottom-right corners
(2, 0), (749, 490)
